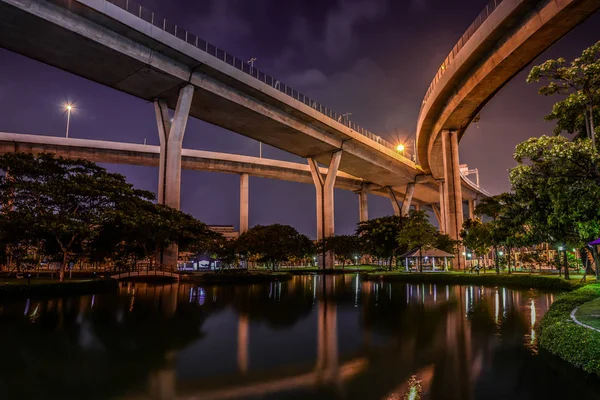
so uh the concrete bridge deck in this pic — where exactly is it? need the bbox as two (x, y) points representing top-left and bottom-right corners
(0, 0), (447, 201)
(0, 132), (487, 205)
(417, 0), (600, 179)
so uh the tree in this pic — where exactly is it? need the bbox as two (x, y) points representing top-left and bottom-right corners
(318, 235), (360, 269)
(90, 200), (216, 270)
(357, 216), (407, 270)
(0, 153), (158, 281)
(396, 211), (438, 272)
(236, 224), (313, 270)
(510, 136), (600, 279)
(527, 40), (600, 145)
(474, 193), (524, 274)
(460, 218), (491, 273)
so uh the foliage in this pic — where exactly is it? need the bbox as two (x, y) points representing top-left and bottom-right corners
(434, 233), (460, 255)
(510, 136), (600, 279)
(357, 215), (408, 268)
(318, 234), (360, 268)
(396, 210), (438, 272)
(527, 40), (600, 142)
(0, 153), (214, 278)
(460, 218), (491, 266)
(236, 224), (313, 270)
(538, 285), (600, 377)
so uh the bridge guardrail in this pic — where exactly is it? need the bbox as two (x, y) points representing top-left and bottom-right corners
(420, 0), (505, 112)
(103, 0), (405, 157)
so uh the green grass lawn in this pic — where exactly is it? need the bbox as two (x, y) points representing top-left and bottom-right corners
(576, 297), (600, 330)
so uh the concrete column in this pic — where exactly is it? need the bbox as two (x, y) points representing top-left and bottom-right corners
(358, 190), (368, 223)
(400, 183), (415, 217)
(432, 204), (443, 232)
(439, 181), (446, 233)
(413, 203), (421, 212)
(240, 173), (249, 234)
(441, 130), (464, 270)
(154, 84), (194, 268)
(308, 151), (342, 269)
(467, 199), (475, 220)
(386, 187), (401, 216)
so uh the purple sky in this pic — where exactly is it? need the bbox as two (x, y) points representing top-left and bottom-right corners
(1, 0), (599, 238)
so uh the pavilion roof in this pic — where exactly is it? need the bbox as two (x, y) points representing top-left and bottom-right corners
(399, 248), (455, 258)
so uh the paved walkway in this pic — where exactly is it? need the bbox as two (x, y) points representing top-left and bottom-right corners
(570, 307), (600, 333)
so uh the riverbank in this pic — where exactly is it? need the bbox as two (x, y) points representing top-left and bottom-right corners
(539, 284), (600, 377)
(183, 271), (292, 284)
(0, 278), (118, 298)
(362, 271), (586, 290)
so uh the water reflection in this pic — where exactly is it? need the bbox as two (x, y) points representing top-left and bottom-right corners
(0, 276), (598, 400)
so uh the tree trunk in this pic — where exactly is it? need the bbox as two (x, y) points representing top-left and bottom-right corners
(592, 246), (600, 281)
(494, 245), (499, 275)
(563, 249), (570, 280)
(589, 104), (596, 150)
(419, 247), (423, 273)
(507, 248), (512, 274)
(60, 250), (68, 282)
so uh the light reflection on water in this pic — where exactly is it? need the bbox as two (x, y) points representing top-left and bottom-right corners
(0, 275), (598, 400)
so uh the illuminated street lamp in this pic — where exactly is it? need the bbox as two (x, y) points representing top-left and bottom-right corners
(499, 251), (504, 256)
(63, 103), (74, 138)
(396, 144), (405, 153)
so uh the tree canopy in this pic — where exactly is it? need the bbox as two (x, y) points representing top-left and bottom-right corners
(0, 153), (215, 279)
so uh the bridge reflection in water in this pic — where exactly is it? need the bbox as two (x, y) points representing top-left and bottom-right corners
(110, 276), (556, 400)
(3, 275), (595, 400)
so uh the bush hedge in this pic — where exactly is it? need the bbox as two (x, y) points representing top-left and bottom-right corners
(0, 279), (118, 297)
(363, 272), (583, 290)
(538, 284), (600, 377)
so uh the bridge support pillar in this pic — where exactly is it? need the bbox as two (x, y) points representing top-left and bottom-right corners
(401, 183), (415, 216)
(358, 190), (368, 223)
(240, 173), (249, 234)
(441, 130), (464, 270)
(432, 204), (444, 232)
(467, 199), (475, 220)
(308, 151), (342, 269)
(154, 84), (194, 268)
(386, 187), (401, 216)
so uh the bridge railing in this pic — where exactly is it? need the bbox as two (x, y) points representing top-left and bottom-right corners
(420, 0), (505, 111)
(103, 0), (405, 158)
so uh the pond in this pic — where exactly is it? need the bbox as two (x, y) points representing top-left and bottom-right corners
(0, 275), (599, 399)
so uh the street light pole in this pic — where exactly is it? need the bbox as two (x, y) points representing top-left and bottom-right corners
(259, 142), (262, 158)
(65, 104), (72, 138)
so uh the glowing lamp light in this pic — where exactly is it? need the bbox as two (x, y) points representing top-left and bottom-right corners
(499, 251), (504, 256)
(396, 144), (405, 152)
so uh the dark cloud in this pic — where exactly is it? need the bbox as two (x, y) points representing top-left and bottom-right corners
(1, 0), (599, 236)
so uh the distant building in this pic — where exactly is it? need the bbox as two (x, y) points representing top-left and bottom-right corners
(208, 225), (239, 240)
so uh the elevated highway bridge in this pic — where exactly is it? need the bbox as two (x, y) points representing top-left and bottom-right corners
(1, 0), (597, 268)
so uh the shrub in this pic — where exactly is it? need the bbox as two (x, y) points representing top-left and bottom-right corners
(538, 285), (600, 376)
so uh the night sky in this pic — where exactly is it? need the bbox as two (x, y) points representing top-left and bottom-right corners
(1, 0), (599, 238)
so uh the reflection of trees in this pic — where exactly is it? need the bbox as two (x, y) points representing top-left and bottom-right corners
(0, 284), (204, 400)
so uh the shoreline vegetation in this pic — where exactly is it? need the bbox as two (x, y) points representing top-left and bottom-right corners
(538, 285), (600, 377)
